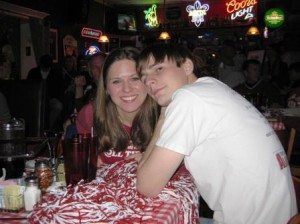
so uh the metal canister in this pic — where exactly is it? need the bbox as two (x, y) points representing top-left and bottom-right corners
(35, 159), (53, 193)
(0, 118), (25, 179)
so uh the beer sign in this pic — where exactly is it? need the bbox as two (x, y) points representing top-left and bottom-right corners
(81, 27), (102, 40)
(264, 8), (285, 29)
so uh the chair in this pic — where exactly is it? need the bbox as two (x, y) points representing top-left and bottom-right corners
(288, 213), (300, 224)
(287, 128), (300, 177)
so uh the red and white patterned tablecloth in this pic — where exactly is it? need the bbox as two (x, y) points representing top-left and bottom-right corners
(0, 210), (29, 223)
(7, 159), (199, 224)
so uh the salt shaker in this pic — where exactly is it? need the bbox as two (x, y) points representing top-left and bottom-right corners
(24, 175), (41, 211)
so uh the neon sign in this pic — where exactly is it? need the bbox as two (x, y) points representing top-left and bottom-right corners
(226, 0), (257, 21)
(264, 8), (285, 28)
(81, 27), (102, 40)
(144, 4), (159, 27)
(186, 0), (210, 27)
(85, 46), (101, 56)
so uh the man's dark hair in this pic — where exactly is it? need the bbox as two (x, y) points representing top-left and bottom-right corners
(39, 54), (53, 68)
(138, 43), (203, 78)
(242, 59), (260, 71)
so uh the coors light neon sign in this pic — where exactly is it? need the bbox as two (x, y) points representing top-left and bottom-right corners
(226, 0), (257, 21)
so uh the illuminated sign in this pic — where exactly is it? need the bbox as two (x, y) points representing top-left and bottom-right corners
(144, 4), (159, 27)
(264, 8), (285, 28)
(186, 0), (210, 27)
(81, 27), (102, 40)
(226, 0), (257, 21)
(85, 46), (101, 56)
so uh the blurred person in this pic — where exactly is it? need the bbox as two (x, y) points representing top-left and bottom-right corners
(286, 63), (300, 108)
(93, 47), (159, 166)
(287, 87), (300, 108)
(0, 91), (11, 122)
(234, 59), (284, 108)
(63, 50), (107, 138)
(136, 43), (297, 224)
(75, 51), (107, 135)
(216, 40), (245, 88)
(192, 47), (212, 77)
(27, 54), (64, 131)
(288, 62), (300, 89)
(265, 44), (289, 90)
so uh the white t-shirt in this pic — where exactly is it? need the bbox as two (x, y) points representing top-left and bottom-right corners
(157, 77), (297, 224)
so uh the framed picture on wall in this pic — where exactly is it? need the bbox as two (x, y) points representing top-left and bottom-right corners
(50, 28), (58, 63)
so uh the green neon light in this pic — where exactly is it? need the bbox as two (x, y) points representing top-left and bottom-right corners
(264, 8), (285, 28)
(144, 4), (159, 27)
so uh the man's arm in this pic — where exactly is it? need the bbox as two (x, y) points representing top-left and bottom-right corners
(137, 107), (184, 198)
(137, 146), (184, 198)
(138, 107), (166, 168)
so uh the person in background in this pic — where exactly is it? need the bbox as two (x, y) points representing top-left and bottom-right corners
(136, 43), (297, 224)
(93, 47), (159, 166)
(216, 39), (245, 88)
(74, 51), (107, 135)
(27, 54), (64, 131)
(0, 91), (11, 122)
(192, 47), (213, 77)
(288, 62), (300, 89)
(234, 59), (284, 108)
(265, 44), (289, 90)
(286, 62), (300, 108)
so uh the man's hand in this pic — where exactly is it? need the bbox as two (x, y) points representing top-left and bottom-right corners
(125, 152), (143, 162)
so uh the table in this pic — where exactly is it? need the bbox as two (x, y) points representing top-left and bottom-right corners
(0, 211), (28, 223)
(4, 159), (199, 224)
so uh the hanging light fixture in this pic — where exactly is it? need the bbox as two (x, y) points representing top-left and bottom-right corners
(246, 26), (260, 36)
(158, 0), (171, 40)
(159, 31), (171, 40)
(99, 0), (109, 43)
(99, 35), (109, 43)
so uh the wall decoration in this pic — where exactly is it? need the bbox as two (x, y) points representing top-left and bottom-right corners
(186, 0), (210, 27)
(264, 8), (285, 29)
(226, 0), (257, 21)
(63, 35), (78, 57)
(144, 4), (159, 27)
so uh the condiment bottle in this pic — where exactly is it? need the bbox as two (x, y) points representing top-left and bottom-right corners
(80, 133), (90, 181)
(24, 175), (41, 211)
(35, 159), (53, 193)
(56, 157), (65, 184)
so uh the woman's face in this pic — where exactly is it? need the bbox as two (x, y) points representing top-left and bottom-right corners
(106, 59), (147, 122)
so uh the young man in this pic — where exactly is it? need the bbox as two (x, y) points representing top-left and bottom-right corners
(136, 43), (297, 224)
(234, 59), (284, 108)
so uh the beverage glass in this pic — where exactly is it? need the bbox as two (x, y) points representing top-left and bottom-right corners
(62, 134), (98, 186)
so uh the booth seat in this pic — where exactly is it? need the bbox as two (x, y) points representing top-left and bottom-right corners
(0, 79), (48, 137)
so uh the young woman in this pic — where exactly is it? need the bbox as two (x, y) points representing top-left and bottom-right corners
(94, 47), (159, 166)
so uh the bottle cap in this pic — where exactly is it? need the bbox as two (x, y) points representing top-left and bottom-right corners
(25, 175), (38, 185)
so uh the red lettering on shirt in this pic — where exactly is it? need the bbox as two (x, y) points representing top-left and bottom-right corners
(275, 151), (288, 170)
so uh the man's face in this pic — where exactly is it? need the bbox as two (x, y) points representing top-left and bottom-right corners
(245, 63), (260, 83)
(89, 55), (106, 81)
(141, 56), (188, 107)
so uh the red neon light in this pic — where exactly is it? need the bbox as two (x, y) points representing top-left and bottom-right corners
(226, 0), (257, 14)
(81, 27), (103, 40)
